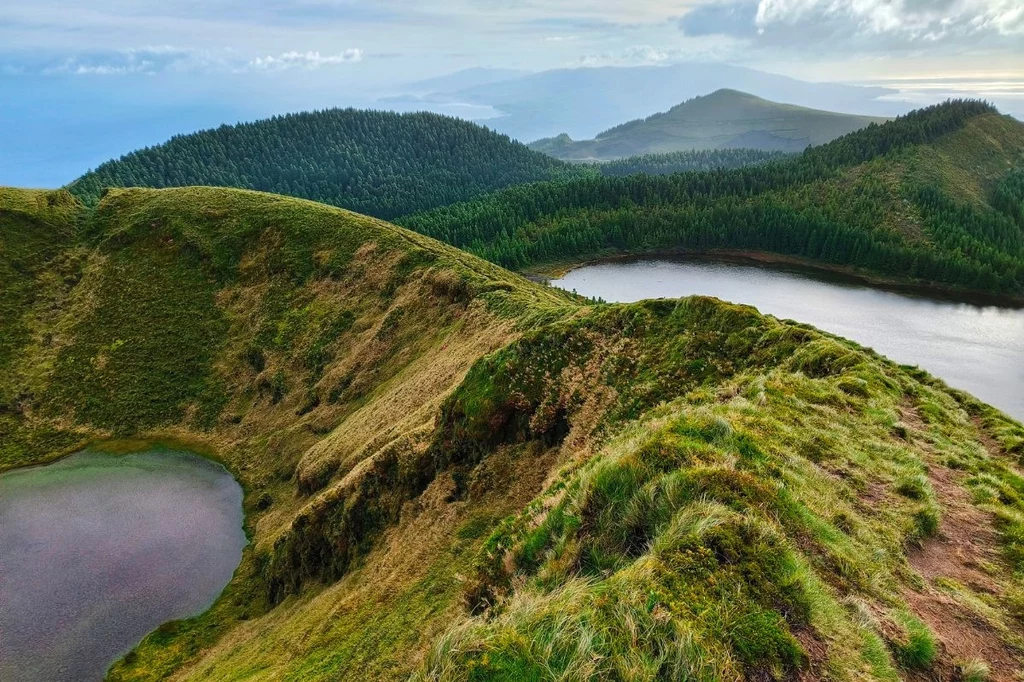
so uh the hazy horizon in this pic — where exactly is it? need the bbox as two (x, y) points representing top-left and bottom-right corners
(3, 0), (1022, 186)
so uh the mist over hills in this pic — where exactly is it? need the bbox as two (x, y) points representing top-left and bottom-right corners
(399, 67), (532, 96)
(382, 63), (901, 142)
(529, 89), (889, 160)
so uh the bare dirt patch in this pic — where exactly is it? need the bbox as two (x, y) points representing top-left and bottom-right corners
(904, 464), (1022, 680)
(896, 401), (1023, 680)
(908, 466), (1001, 592)
(901, 587), (1019, 682)
(793, 628), (831, 682)
(971, 416), (1024, 473)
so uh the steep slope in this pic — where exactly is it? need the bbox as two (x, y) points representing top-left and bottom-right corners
(2, 186), (1023, 681)
(404, 101), (1024, 298)
(68, 109), (588, 220)
(529, 90), (888, 160)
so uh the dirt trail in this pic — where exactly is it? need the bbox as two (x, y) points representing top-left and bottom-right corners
(899, 406), (1023, 680)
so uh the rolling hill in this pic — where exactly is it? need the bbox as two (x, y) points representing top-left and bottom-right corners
(529, 89), (889, 160)
(2, 182), (1024, 680)
(404, 100), (1024, 298)
(65, 106), (797, 221)
(68, 109), (587, 220)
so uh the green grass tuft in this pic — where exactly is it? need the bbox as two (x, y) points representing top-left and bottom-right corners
(889, 609), (938, 670)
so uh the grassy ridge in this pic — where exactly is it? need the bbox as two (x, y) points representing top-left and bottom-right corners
(410, 299), (1024, 680)
(1, 185), (1023, 680)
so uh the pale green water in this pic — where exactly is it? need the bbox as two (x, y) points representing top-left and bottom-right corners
(0, 448), (246, 682)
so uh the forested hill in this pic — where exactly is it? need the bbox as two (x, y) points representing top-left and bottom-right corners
(528, 89), (887, 161)
(69, 109), (586, 220)
(597, 148), (789, 177)
(401, 100), (1024, 297)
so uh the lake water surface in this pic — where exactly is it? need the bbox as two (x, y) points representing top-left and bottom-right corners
(552, 258), (1024, 423)
(0, 448), (246, 682)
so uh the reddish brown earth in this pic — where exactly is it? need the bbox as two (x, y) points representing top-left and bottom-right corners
(898, 407), (1023, 680)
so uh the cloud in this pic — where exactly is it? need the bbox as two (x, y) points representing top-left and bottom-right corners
(246, 49), (364, 70)
(576, 39), (743, 67)
(679, 2), (759, 37)
(674, 0), (1024, 57)
(40, 46), (211, 76)
(753, 0), (1024, 47)
(5, 46), (365, 77)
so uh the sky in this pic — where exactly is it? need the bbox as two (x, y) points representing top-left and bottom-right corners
(2, 0), (1023, 186)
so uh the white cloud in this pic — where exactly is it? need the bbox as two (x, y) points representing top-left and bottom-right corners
(755, 0), (1024, 41)
(17, 46), (365, 77)
(576, 38), (744, 67)
(246, 49), (364, 70)
(40, 46), (210, 76)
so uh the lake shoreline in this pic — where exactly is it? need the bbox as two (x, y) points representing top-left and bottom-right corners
(550, 257), (1024, 422)
(527, 249), (1024, 309)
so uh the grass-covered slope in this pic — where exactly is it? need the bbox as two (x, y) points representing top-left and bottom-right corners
(68, 109), (589, 220)
(403, 101), (1024, 297)
(0, 184), (576, 473)
(2, 186), (1024, 681)
(529, 90), (887, 160)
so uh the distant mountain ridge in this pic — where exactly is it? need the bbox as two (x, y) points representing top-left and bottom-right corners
(382, 63), (900, 141)
(530, 89), (889, 160)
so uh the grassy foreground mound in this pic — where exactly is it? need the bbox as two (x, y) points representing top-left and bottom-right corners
(2, 186), (1024, 681)
(403, 101), (1024, 297)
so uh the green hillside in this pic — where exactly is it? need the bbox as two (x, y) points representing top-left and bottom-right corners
(528, 89), (888, 161)
(2, 184), (1024, 680)
(68, 109), (589, 220)
(596, 148), (790, 176)
(404, 101), (1024, 298)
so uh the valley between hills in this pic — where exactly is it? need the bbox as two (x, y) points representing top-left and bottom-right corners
(2, 98), (1024, 681)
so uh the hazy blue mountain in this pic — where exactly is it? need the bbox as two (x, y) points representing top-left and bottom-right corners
(381, 63), (900, 142)
(398, 68), (531, 95)
(530, 89), (889, 159)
